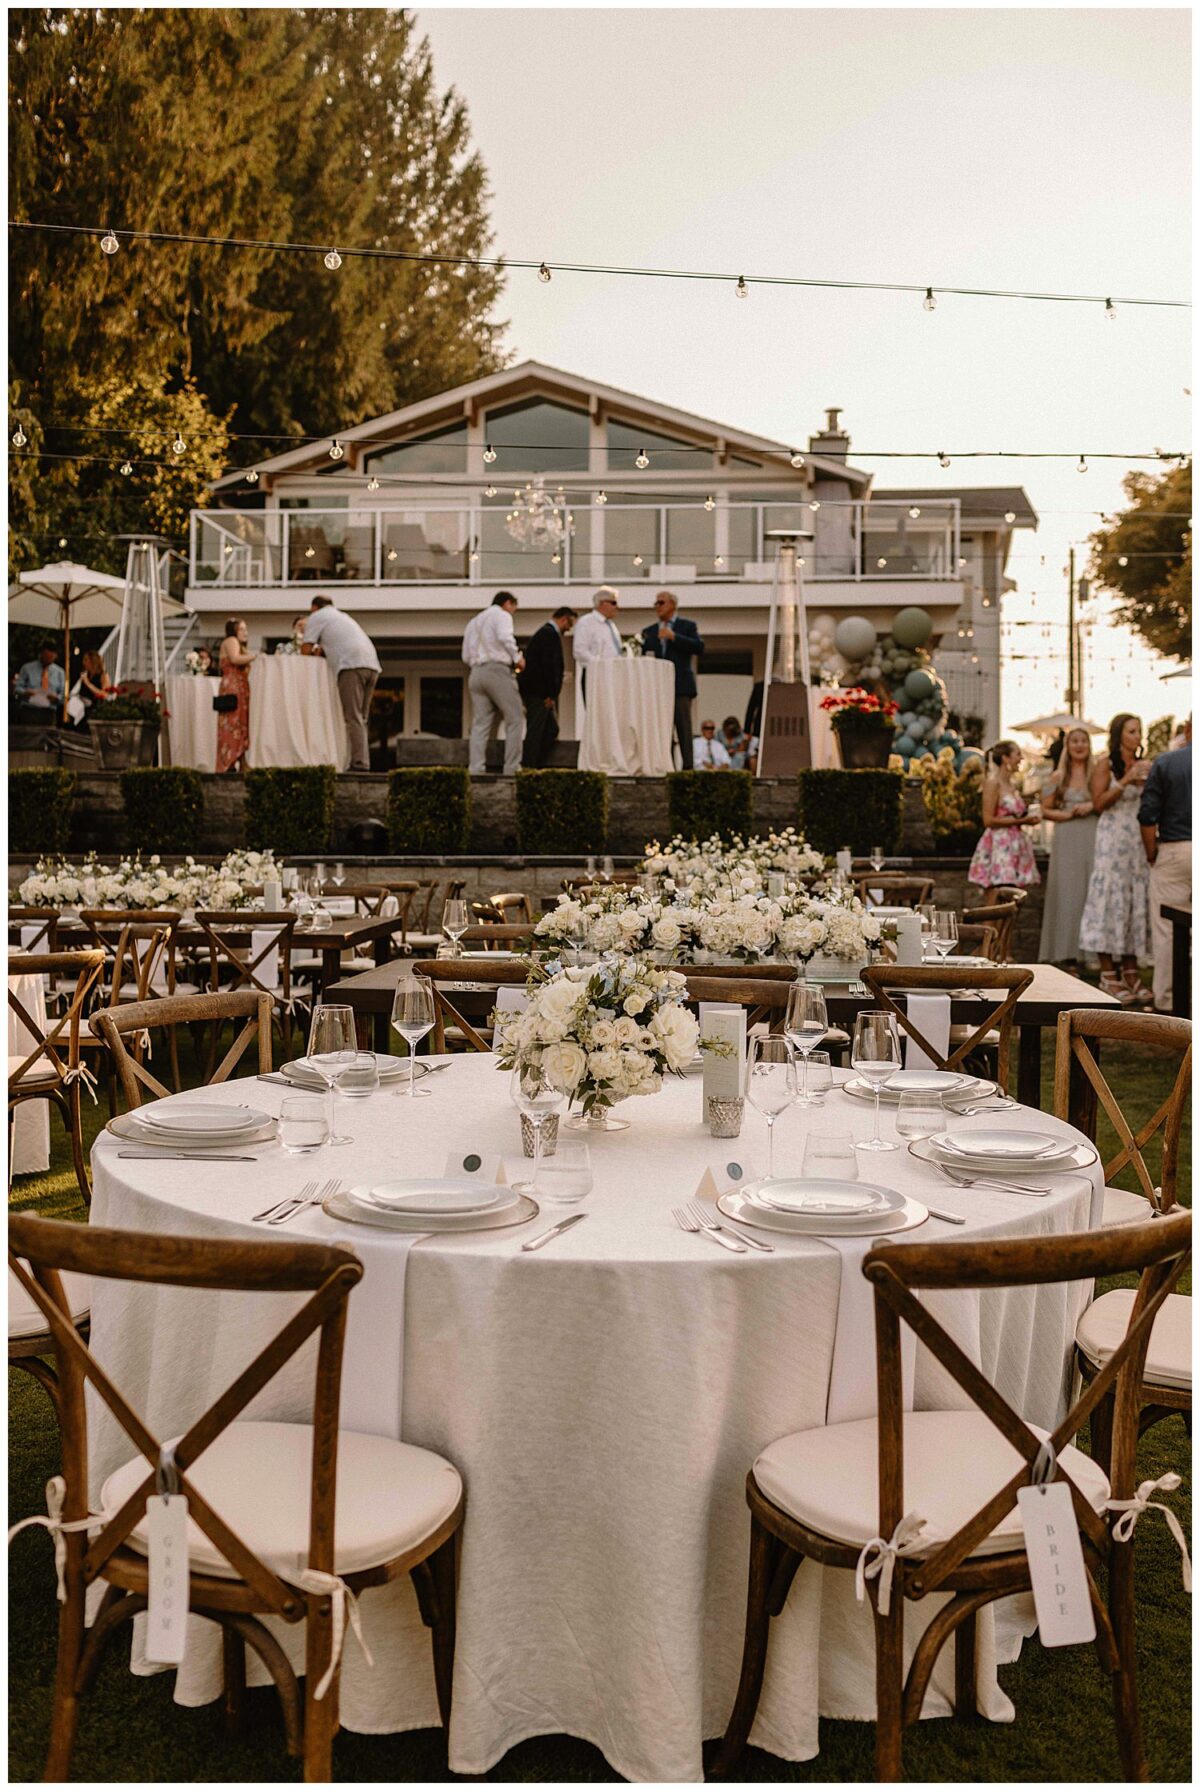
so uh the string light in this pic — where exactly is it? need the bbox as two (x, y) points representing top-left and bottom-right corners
(171, 433), (186, 455)
(323, 248), (342, 271)
(119, 460), (132, 475)
(1004, 509), (1016, 523)
(1105, 298), (1116, 321)
(537, 262), (551, 283)
(635, 447), (649, 469)
(789, 450), (805, 468)
(1077, 454), (1088, 473)
(938, 451), (951, 468)
(329, 439), (344, 460)
(99, 229), (118, 255)
(877, 556), (887, 568)
(304, 544), (315, 558)
(715, 555), (725, 567)
(12, 425), (27, 447)
(703, 495), (715, 512)
(633, 554), (643, 566)
(245, 467), (259, 483)
(594, 490), (607, 504)
(367, 475), (379, 491)
(551, 551), (561, 564)
(387, 548), (398, 562)
(809, 500), (820, 513)
(735, 275), (748, 299)
(482, 443), (497, 464)
(923, 287), (937, 312)
(484, 483), (497, 497)
(1118, 554), (1129, 566)
(908, 506), (921, 519)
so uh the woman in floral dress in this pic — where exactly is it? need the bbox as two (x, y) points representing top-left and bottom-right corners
(968, 740), (1041, 897)
(215, 616), (255, 774)
(1078, 713), (1153, 1004)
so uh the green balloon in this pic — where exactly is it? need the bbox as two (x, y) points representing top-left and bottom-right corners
(834, 615), (877, 661)
(892, 606), (933, 649)
(904, 669), (935, 701)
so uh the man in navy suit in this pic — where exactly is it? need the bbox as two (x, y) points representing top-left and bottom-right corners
(640, 591), (704, 770)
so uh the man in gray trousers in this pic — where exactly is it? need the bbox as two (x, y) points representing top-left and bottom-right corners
(462, 591), (526, 774)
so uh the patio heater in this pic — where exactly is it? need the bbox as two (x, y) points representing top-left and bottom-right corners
(110, 536), (170, 689)
(756, 527), (815, 776)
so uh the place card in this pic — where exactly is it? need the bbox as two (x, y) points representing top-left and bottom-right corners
(894, 912), (923, 966)
(1017, 1481), (1096, 1647)
(699, 1004), (745, 1118)
(263, 879), (283, 911)
(694, 1156), (762, 1203)
(443, 1149), (506, 1185)
(145, 1493), (190, 1665)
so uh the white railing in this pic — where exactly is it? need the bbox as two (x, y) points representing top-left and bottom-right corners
(189, 498), (960, 589)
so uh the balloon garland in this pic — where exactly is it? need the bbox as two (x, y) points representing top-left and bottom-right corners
(806, 604), (984, 770)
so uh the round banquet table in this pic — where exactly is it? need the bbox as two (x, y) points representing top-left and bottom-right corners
(163, 675), (219, 771)
(579, 656), (675, 775)
(88, 1061), (1103, 1782)
(247, 655), (350, 771)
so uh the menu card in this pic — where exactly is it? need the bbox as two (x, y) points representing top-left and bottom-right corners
(836, 847), (853, 877)
(894, 912), (923, 965)
(699, 1002), (746, 1112)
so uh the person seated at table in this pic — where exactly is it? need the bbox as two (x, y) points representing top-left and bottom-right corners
(571, 587), (622, 702)
(12, 642), (65, 722)
(693, 719), (732, 769)
(216, 617), (255, 775)
(65, 649), (113, 727)
(640, 591), (705, 770)
(299, 595), (381, 771)
(720, 715), (758, 772)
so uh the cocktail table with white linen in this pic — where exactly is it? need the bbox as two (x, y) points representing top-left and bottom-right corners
(579, 656), (675, 775)
(87, 1060), (1102, 1781)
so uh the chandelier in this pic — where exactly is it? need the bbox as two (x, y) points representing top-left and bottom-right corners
(505, 477), (573, 552)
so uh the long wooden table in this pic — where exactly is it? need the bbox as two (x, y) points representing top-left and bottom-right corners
(326, 957), (1118, 1109)
(1162, 901), (1192, 1018)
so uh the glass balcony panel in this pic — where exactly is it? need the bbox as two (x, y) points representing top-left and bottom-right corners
(861, 502), (954, 577)
(193, 511), (278, 585)
(380, 510), (469, 581)
(722, 505), (756, 577)
(664, 504), (716, 571)
(602, 505), (660, 581)
(284, 510), (378, 582)
(477, 506), (562, 582)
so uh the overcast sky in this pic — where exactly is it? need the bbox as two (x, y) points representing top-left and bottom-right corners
(419, 3), (1191, 732)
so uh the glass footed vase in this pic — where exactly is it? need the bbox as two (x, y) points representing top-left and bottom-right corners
(566, 1092), (630, 1133)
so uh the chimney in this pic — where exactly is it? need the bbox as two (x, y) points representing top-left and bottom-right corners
(808, 407), (850, 463)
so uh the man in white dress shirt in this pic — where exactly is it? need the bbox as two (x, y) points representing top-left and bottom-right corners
(692, 719), (732, 769)
(462, 591), (526, 774)
(571, 586), (622, 701)
(299, 596), (382, 770)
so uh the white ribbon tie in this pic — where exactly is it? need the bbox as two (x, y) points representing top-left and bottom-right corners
(296, 1568), (374, 1698)
(8, 1476), (103, 1602)
(1107, 1472), (1192, 1592)
(855, 1511), (928, 1615)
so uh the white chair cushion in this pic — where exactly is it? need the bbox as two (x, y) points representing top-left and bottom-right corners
(1076, 1288), (1191, 1391)
(753, 1411), (1109, 1556)
(100, 1420), (462, 1581)
(9, 1265), (91, 1339)
(1101, 1186), (1156, 1229)
(8, 1054), (58, 1084)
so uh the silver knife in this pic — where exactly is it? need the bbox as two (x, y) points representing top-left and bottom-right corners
(521, 1213), (588, 1251)
(117, 1151), (260, 1162)
(925, 1205), (967, 1225)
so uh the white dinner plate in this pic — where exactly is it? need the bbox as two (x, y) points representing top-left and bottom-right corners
(718, 1187), (929, 1237)
(356, 1177), (506, 1215)
(908, 1134), (1098, 1176)
(282, 1054), (424, 1087)
(107, 1110), (278, 1148)
(328, 1187), (537, 1234)
(139, 1103), (268, 1135)
(754, 1178), (900, 1216)
(884, 1070), (973, 1094)
(842, 1074), (993, 1107)
(934, 1128), (1073, 1162)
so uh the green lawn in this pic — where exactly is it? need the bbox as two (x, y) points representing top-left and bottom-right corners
(8, 1032), (1191, 1782)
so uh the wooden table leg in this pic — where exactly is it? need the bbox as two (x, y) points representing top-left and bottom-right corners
(1171, 920), (1190, 1018)
(1017, 1024), (1042, 1109)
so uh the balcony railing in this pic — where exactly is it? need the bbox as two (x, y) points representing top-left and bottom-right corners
(188, 498), (960, 590)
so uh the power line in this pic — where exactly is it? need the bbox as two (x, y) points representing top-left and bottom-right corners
(9, 218), (1191, 312)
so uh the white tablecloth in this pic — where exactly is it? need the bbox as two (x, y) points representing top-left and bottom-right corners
(579, 657), (675, 775)
(9, 973), (50, 1175)
(163, 676), (219, 771)
(87, 1062), (1102, 1781)
(248, 656), (350, 771)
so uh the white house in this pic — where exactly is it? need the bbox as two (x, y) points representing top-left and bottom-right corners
(185, 361), (1035, 742)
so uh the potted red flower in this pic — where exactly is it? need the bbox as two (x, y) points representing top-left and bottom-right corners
(89, 685), (166, 769)
(819, 686), (899, 769)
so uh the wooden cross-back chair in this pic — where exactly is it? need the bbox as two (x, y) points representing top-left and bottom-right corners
(193, 909), (299, 1059)
(342, 884), (389, 918)
(458, 923), (536, 954)
(861, 965), (1033, 1093)
(853, 874), (935, 910)
(1054, 1008), (1192, 1229)
(683, 975), (793, 1036)
(76, 911), (180, 1103)
(8, 1212), (465, 1783)
(411, 957), (530, 1051)
(712, 1209), (1192, 1784)
(477, 891), (534, 926)
(92, 991), (275, 1111)
(955, 920), (1000, 963)
(8, 950), (105, 1204)
(963, 899), (1020, 964)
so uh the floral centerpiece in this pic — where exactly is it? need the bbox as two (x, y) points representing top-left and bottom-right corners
(274, 632), (303, 656)
(17, 849), (283, 912)
(642, 828), (826, 900)
(493, 954), (700, 1127)
(621, 634), (644, 659)
(820, 686), (899, 769)
(183, 649), (210, 676)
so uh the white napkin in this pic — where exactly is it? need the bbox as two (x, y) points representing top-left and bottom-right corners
(339, 1231), (428, 1436)
(495, 985), (528, 1016)
(250, 927), (282, 994)
(379, 894), (400, 920)
(904, 992), (951, 1071)
(824, 1236), (917, 1424)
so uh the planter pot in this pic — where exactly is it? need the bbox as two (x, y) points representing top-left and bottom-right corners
(833, 724), (894, 770)
(89, 719), (146, 770)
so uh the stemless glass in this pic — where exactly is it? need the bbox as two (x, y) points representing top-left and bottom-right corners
(442, 898), (470, 954)
(785, 982), (828, 1106)
(802, 1131), (858, 1180)
(335, 1050), (379, 1101)
(391, 978), (435, 1098)
(278, 1094), (329, 1155)
(801, 1049), (832, 1104)
(534, 1140), (592, 1205)
(510, 1064), (565, 1194)
(895, 1091), (944, 1140)
(931, 911), (960, 960)
(307, 1003), (357, 1145)
(850, 1011), (902, 1151)
(746, 1036), (796, 1181)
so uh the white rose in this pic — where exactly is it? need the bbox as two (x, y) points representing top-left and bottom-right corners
(589, 1019), (618, 1047)
(649, 1003), (700, 1072)
(587, 1048), (621, 1083)
(613, 1015), (640, 1045)
(622, 990), (649, 1018)
(652, 914), (682, 949)
(542, 1042), (587, 1092)
(618, 908), (644, 936)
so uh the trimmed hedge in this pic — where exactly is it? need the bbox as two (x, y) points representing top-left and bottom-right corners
(666, 770), (753, 842)
(797, 768), (903, 855)
(387, 767), (472, 854)
(119, 766), (203, 854)
(516, 769), (609, 854)
(9, 768), (76, 855)
(245, 765), (336, 854)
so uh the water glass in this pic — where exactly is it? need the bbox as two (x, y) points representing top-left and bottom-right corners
(895, 1091), (944, 1140)
(746, 1036), (796, 1180)
(931, 910), (959, 960)
(278, 1094), (329, 1155)
(850, 1011), (902, 1152)
(801, 1050), (832, 1104)
(802, 1131), (858, 1180)
(335, 1051), (380, 1100)
(308, 1003), (357, 1145)
(536, 1142), (593, 1205)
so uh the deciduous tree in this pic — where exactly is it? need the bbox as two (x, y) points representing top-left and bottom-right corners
(1088, 461), (1192, 662)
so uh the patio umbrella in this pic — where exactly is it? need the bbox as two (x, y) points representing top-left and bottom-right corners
(1013, 711), (1105, 736)
(9, 561), (127, 722)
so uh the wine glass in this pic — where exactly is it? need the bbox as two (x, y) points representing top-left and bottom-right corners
(601, 855), (615, 879)
(312, 862), (327, 896)
(851, 1012), (902, 1152)
(331, 861), (346, 889)
(869, 844), (886, 875)
(784, 982), (828, 1107)
(745, 1036), (796, 1181)
(510, 1064), (565, 1194)
(917, 901), (937, 958)
(931, 911), (959, 960)
(307, 1003), (357, 1145)
(442, 898), (470, 954)
(390, 978), (435, 1098)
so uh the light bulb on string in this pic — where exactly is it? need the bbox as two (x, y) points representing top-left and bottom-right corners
(981, 596), (991, 608)
(12, 425), (27, 448)
(735, 274), (748, 299)
(877, 557), (887, 569)
(938, 451), (951, 469)
(537, 262), (551, 283)
(324, 248), (342, 271)
(387, 549), (398, 563)
(59, 538), (67, 549)
(551, 551), (561, 565)
(809, 500), (820, 513)
(483, 443), (497, 464)
(1118, 554), (1129, 567)
(171, 434), (186, 455)
(245, 468), (259, 484)
(120, 460), (132, 476)
(908, 506), (921, 519)
(633, 554), (643, 567)
(1105, 298), (1116, 321)
(1077, 454), (1088, 473)
(958, 556), (967, 568)
(469, 547), (479, 563)
(635, 447), (649, 469)
(595, 490), (607, 505)
(715, 555), (725, 568)
(367, 475), (380, 491)
(703, 495), (715, 512)
(923, 287), (937, 312)
(789, 450), (805, 468)
(99, 229), (119, 255)
(484, 484), (496, 498)
(1004, 510), (1016, 524)
(304, 545), (316, 559)
(329, 440), (344, 460)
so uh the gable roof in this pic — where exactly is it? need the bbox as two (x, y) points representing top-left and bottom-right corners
(211, 359), (871, 490)
(873, 486), (1039, 528)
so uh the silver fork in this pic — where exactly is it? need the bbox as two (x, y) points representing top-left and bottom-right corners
(253, 1180), (315, 1223)
(686, 1199), (773, 1253)
(937, 1165), (1049, 1198)
(266, 1179), (341, 1226)
(672, 1205), (746, 1252)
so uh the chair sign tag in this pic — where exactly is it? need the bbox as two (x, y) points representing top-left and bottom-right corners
(145, 1494), (190, 1665)
(1016, 1482), (1095, 1647)
(694, 1158), (761, 1202)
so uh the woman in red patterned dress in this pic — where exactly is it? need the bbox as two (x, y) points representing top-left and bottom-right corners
(215, 617), (255, 773)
